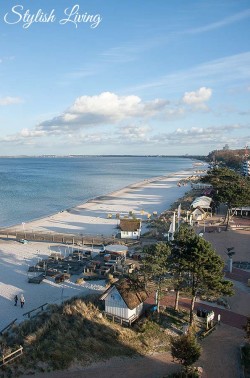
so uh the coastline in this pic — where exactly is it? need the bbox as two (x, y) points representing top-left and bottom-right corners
(3, 167), (202, 237)
(0, 165), (206, 332)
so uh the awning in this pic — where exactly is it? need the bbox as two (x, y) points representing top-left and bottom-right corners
(191, 196), (212, 209)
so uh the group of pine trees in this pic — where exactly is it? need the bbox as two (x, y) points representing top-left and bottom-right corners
(141, 226), (233, 325)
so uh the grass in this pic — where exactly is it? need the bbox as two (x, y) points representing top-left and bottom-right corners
(0, 294), (181, 376)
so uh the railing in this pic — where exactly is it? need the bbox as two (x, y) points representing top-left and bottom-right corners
(0, 230), (116, 245)
(23, 303), (48, 319)
(0, 318), (17, 336)
(103, 311), (138, 326)
(0, 346), (23, 367)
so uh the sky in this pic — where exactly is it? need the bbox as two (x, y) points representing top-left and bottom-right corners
(0, 0), (249, 156)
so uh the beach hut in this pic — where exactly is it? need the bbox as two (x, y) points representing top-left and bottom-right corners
(100, 279), (148, 324)
(191, 206), (206, 221)
(119, 218), (141, 239)
(191, 196), (213, 216)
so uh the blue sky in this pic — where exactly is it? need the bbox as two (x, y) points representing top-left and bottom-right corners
(0, 0), (249, 155)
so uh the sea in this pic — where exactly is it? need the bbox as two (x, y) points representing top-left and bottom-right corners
(0, 156), (195, 228)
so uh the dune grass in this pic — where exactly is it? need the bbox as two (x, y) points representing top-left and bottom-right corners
(0, 294), (174, 376)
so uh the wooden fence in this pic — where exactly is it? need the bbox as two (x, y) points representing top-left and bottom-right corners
(0, 346), (23, 367)
(0, 230), (117, 245)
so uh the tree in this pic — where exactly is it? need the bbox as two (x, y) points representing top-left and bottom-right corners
(207, 149), (246, 169)
(168, 225), (234, 324)
(201, 167), (250, 229)
(168, 225), (196, 311)
(171, 331), (201, 372)
(184, 233), (234, 324)
(142, 242), (171, 312)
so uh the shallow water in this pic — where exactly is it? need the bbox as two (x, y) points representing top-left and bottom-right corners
(0, 156), (194, 227)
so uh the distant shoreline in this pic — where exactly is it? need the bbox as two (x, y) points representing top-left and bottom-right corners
(0, 154), (207, 159)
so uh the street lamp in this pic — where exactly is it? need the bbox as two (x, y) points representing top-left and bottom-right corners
(225, 247), (235, 273)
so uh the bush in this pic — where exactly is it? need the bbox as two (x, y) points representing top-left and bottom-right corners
(171, 332), (201, 371)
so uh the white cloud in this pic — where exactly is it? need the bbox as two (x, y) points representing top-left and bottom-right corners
(38, 92), (170, 132)
(182, 87), (212, 105)
(0, 96), (23, 106)
(118, 125), (151, 142)
(20, 128), (46, 138)
(152, 124), (248, 147)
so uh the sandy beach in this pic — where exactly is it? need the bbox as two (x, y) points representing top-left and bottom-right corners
(2, 169), (196, 237)
(0, 168), (197, 333)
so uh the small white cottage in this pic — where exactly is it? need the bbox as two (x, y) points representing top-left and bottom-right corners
(100, 279), (148, 324)
(191, 206), (206, 221)
(119, 218), (141, 239)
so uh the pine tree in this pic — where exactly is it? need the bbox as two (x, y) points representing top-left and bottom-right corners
(169, 225), (234, 324)
(168, 225), (195, 311)
(142, 242), (171, 312)
(184, 233), (234, 324)
(171, 331), (201, 372)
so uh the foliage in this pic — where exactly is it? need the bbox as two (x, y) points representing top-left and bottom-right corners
(244, 317), (250, 341)
(207, 149), (246, 169)
(201, 167), (250, 208)
(170, 226), (234, 324)
(143, 242), (171, 279)
(170, 331), (201, 371)
(168, 225), (196, 310)
(142, 242), (171, 311)
(185, 231), (233, 323)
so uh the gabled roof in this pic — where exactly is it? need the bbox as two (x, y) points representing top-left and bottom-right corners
(120, 219), (141, 232)
(191, 206), (206, 214)
(100, 279), (148, 310)
(191, 196), (212, 209)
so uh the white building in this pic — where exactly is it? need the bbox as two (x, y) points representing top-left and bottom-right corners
(242, 160), (250, 176)
(100, 279), (148, 324)
(119, 219), (141, 239)
(191, 206), (206, 221)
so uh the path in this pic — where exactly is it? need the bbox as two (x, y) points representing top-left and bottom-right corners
(22, 354), (180, 378)
(146, 293), (248, 330)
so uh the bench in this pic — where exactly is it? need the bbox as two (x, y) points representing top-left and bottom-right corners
(199, 324), (217, 339)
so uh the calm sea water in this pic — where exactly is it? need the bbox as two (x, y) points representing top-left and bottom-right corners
(0, 156), (194, 227)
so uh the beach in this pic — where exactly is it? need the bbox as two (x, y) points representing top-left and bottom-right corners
(3, 169), (196, 237)
(0, 168), (198, 332)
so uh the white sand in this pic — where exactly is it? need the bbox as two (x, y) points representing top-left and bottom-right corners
(5, 169), (195, 237)
(0, 239), (106, 332)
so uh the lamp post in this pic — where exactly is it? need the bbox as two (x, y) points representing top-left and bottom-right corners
(226, 247), (235, 273)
